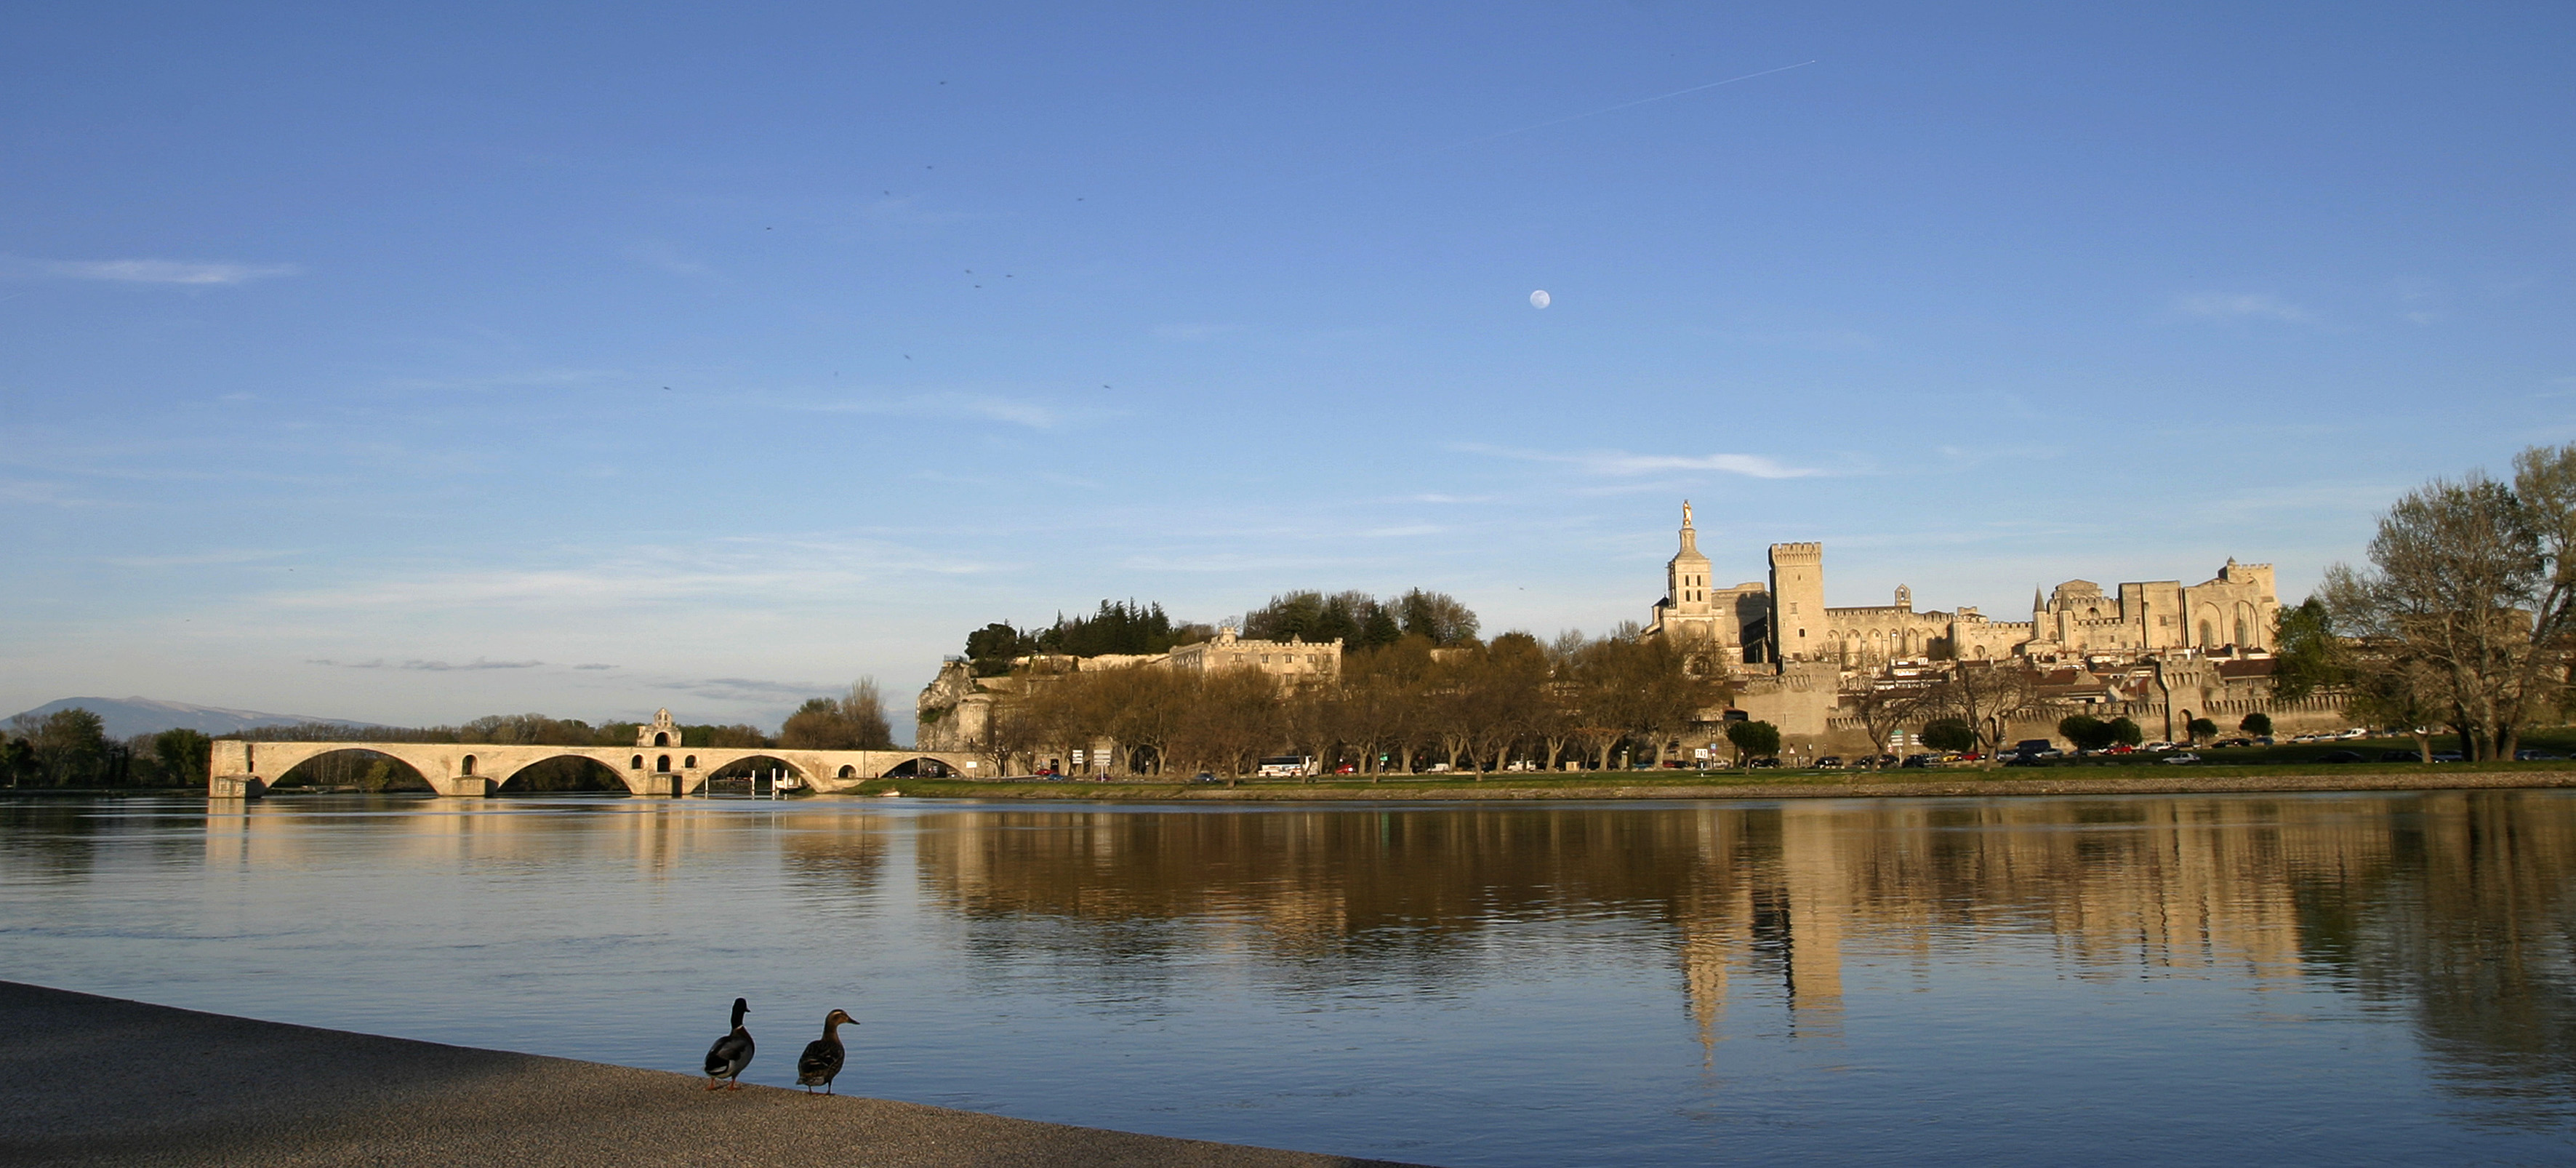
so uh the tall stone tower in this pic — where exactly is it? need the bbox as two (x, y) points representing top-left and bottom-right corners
(1768, 542), (1825, 665)
(1667, 501), (1713, 621)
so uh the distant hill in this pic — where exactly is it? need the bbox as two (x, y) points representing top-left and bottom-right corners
(7, 697), (381, 740)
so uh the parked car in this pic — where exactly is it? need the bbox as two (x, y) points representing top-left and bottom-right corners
(1747, 757), (1781, 769)
(2380, 750), (2423, 762)
(1191, 772), (1219, 783)
(1815, 756), (1845, 769)
(2431, 752), (2465, 762)
(2316, 750), (2366, 764)
(2516, 750), (2567, 761)
(2013, 740), (2055, 756)
(2161, 752), (2202, 765)
(1901, 753), (1936, 769)
(2212, 737), (2255, 748)
(2142, 740), (2175, 752)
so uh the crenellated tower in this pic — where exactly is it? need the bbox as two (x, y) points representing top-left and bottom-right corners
(1767, 542), (1825, 665)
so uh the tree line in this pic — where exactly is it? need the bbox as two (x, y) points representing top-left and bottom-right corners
(961, 590), (1482, 678)
(969, 628), (1722, 777)
(1, 708), (212, 788)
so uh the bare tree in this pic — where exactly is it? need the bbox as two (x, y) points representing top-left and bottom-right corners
(1927, 660), (2048, 765)
(1842, 672), (1935, 769)
(2323, 444), (2576, 760)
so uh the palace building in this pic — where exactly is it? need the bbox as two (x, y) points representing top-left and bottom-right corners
(1644, 502), (2280, 671)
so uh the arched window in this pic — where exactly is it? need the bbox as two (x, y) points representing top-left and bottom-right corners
(630, 755), (643, 769)
(683, 755), (697, 769)
(2199, 620), (2215, 645)
(2233, 616), (2249, 646)
(1973, 644), (1990, 659)
(656, 755), (671, 773)
(654, 732), (670, 747)
(460, 755), (476, 776)
(837, 765), (856, 779)
(2086, 607), (2100, 619)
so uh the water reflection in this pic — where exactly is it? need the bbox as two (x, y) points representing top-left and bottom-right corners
(896, 794), (2576, 1116)
(4, 791), (2572, 1161)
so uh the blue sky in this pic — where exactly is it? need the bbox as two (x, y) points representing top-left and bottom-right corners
(5, 3), (2572, 735)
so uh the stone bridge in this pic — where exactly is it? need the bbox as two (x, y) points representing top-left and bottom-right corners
(206, 738), (984, 799)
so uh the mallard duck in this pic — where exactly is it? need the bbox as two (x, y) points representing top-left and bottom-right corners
(795, 1009), (854, 1094)
(703, 997), (753, 1089)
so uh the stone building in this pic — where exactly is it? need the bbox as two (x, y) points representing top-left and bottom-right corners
(1643, 502), (2282, 671)
(1639, 501), (2319, 752)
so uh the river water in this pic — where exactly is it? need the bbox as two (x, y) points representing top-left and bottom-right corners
(4, 791), (2572, 1164)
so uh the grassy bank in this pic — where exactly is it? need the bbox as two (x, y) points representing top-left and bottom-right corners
(847, 763), (2576, 802)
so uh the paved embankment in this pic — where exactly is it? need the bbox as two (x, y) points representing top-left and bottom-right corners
(0, 982), (1421, 1168)
(874, 769), (2576, 802)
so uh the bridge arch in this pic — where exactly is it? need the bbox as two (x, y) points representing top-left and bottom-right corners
(271, 747), (436, 793)
(880, 756), (961, 778)
(494, 753), (631, 794)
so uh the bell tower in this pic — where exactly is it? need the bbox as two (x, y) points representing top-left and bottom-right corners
(1667, 501), (1713, 618)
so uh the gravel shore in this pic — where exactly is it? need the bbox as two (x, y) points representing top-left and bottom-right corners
(0, 981), (1421, 1167)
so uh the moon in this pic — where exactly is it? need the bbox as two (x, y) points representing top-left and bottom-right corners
(1529, 289), (1551, 309)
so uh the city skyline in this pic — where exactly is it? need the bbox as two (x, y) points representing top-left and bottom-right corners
(6, 4), (2573, 729)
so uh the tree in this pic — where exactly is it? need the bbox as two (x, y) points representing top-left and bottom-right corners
(2239, 712), (2273, 737)
(1, 736), (36, 788)
(28, 708), (110, 786)
(1842, 674), (1933, 769)
(2186, 717), (2218, 743)
(2322, 444), (2576, 760)
(2106, 716), (2143, 747)
(2271, 598), (2351, 702)
(1724, 719), (1780, 764)
(1396, 588), (1481, 647)
(152, 728), (212, 788)
(1926, 661), (2047, 762)
(779, 679), (898, 750)
(1920, 719), (1976, 753)
(2058, 714), (2116, 752)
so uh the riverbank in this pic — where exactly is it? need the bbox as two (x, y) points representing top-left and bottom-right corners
(0, 981), (1418, 1167)
(854, 767), (2576, 801)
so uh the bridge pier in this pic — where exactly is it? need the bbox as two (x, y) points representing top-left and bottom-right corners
(209, 775), (265, 799)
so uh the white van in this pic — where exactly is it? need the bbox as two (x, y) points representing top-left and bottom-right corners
(1255, 755), (1317, 777)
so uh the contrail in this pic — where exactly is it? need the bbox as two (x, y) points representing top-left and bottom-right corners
(1443, 60), (1818, 151)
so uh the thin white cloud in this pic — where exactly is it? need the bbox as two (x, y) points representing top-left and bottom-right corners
(2174, 292), (2314, 324)
(800, 392), (1069, 430)
(310, 658), (545, 671)
(660, 676), (827, 702)
(1456, 444), (1822, 480)
(32, 258), (300, 286)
